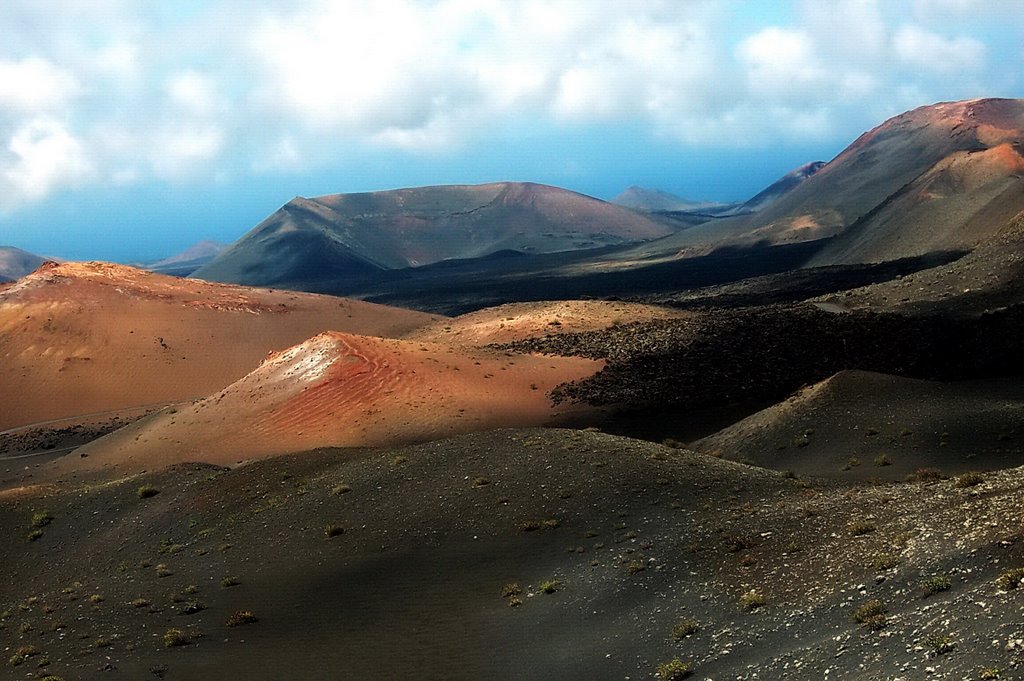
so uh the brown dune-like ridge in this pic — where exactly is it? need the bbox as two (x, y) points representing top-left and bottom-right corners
(67, 332), (602, 473)
(406, 300), (691, 346)
(0, 262), (439, 430)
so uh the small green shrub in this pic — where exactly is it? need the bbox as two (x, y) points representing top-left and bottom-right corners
(920, 575), (952, 597)
(869, 552), (899, 571)
(163, 628), (192, 647)
(926, 633), (955, 656)
(873, 454), (891, 467)
(852, 599), (886, 622)
(539, 580), (561, 594)
(8, 645), (39, 666)
(739, 590), (765, 611)
(221, 576), (240, 588)
(26, 529), (43, 542)
(31, 511), (53, 528)
(500, 583), (521, 598)
(137, 485), (160, 499)
(226, 610), (257, 627)
(130, 598), (150, 608)
(995, 567), (1024, 590)
(626, 560), (646, 574)
(656, 658), (693, 680)
(330, 484), (351, 496)
(979, 668), (1001, 679)
(324, 524), (345, 538)
(671, 618), (699, 640)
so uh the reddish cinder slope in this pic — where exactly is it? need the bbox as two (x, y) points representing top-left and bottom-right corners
(618, 98), (1024, 265)
(0, 262), (440, 429)
(68, 332), (602, 472)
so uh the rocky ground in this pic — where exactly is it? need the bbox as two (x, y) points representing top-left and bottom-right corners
(498, 303), (1024, 412)
(1, 428), (1022, 680)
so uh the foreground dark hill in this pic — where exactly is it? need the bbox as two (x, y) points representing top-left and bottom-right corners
(694, 370), (1024, 480)
(3, 428), (1022, 679)
(193, 182), (675, 287)
(0, 246), (46, 282)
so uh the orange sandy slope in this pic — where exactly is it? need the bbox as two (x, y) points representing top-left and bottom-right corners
(0, 262), (440, 430)
(406, 300), (690, 346)
(66, 332), (603, 473)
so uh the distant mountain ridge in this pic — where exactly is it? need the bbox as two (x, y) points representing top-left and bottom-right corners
(194, 182), (677, 287)
(611, 186), (730, 213)
(0, 246), (47, 282)
(148, 240), (227, 276)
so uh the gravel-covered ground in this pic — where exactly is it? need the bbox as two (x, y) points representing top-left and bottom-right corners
(2, 428), (1023, 680)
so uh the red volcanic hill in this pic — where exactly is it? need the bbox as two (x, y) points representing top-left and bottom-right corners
(628, 98), (1024, 265)
(0, 262), (439, 430)
(68, 331), (602, 473)
(192, 181), (676, 287)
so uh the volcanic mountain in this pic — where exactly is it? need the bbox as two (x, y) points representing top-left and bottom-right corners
(69, 332), (601, 473)
(192, 182), (675, 288)
(0, 262), (438, 430)
(621, 98), (1024, 266)
(148, 239), (227, 276)
(730, 160), (827, 215)
(0, 246), (47, 282)
(611, 186), (730, 213)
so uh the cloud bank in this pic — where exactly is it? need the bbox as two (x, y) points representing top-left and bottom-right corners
(0, 0), (1019, 213)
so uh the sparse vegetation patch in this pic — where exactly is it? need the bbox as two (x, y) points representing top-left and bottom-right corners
(226, 610), (258, 627)
(137, 485), (160, 499)
(163, 628), (192, 648)
(920, 575), (952, 597)
(656, 658), (693, 680)
(739, 589), (765, 611)
(671, 618), (699, 640)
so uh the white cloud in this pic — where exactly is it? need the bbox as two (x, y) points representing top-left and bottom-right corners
(738, 27), (826, 99)
(0, 0), (1018, 212)
(150, 126), (225, 179)
(167, 70), (223, 116)
(0, 58), (79, 113)
(894, 24), (986, 73)
(0, 117), (91, 211)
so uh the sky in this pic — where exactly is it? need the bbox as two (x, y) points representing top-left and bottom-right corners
(0, 0), (1022, 262)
